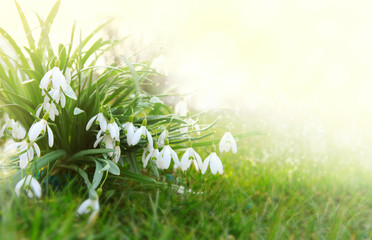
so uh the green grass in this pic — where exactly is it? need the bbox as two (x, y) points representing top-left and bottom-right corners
(2, 134), (372, 240)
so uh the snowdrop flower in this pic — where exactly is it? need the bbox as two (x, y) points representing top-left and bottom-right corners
(28, 118), (54, 147)
(150, 55), (169, 76)
(93, 120), (120, 157)
(142, 144), (160, 168)
(123, 115), (136, 146)
(86, 112), (108, 132)
(157, 138), (180, 169)
(219, 132), (237, 153)
(94, 132), (116, 157)
(77, 198), (100, 223)
(36, 96), (59, 121)
(131, 119), (153, 150)
(201, 152), (223, 175)
(175, 98), (188, 117)
(180, 146), (203, 171)
(49, 88), (66, 108)
(15, 175), (42, 198)
(39, 67), (64, 91)
(157, 129), (168, 147)
(39, 67), (77, 101)
(18, 140), (40, 169)
(107, 121), (120, 141)
(7, 119), (26, 139)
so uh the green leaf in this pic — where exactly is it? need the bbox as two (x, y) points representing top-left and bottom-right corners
(71, 148), (116, 160)
(92, 160), (103, 189)
(107, 160), (120, 175)
(121, 56), (139, 96)
(15, 0), (35, 49)
(9, 150), (67, 186)
(126, 151), (140, 173)
(113, 169), (156, 184)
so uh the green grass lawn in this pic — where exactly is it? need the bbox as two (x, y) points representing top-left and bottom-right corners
(2, 133), (372, 240)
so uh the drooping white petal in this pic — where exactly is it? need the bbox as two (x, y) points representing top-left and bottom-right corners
(60, 92), (66, 108)
(146, 130), (153, 151)
(36, 106), (43, 118)
(52, 67), (66, 90)
(210, 153), (223, 175)
(19, 152), (29, 169)
(62, 84), (77, 100)
(180, 150), (190, 171)
(86, 114), (98, 131)
(26, 146), (34, 162)
(191, 148), (203, 170)
(126, 123), (136, 145)
(47, 124), (54, 147)
(26, 189), (34, 198)
(15, 177), (26, 197)
(77, 199), (92, 215)
(94, 136), (104, 148)
(201, 155), (211, 174)
(30, 177), (42, 198)
(39, 70), (53, 90)
(108, 122), (120, 141)
(131, 127), (143, 146)
(157, 129), (168, 147)
(28, 120), (46, 142)
(33, 143), (41, 157)
(142, 147), (151, 168)
(158, 147), (171, 169)
(169, 147), (180, 169)
(113, 146), (121, 164)
(97, 113), (107, 132)
(230, 137), (237, 154)
(104, 134), (115, 157)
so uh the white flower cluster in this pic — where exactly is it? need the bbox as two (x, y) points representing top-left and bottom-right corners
(6, 67), (77, 199)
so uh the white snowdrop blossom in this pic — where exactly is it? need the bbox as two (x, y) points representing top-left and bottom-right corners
(18, 140), (40, 169)
(123, 121), (136, 146)
(28, 119), (54, 147)
(15, 175), (42, 198)
(157, 141), (180, 170)
(39, 67), (77, 102)
(86, 112), (108, 132)
(93, 120), (120, 157)
(150, 55), (169, 76)
(36, 95), (59, 121)
(157, 129), (168, 147)
(7, 119), (26, 140)
(132, 124), (153, 150)
(219, 132), (237, 154)
(175, 99), (188, 117)
(180, 147), (203, 172)
(142, 145), (160, 168)
(201, 152), (223, 175)
(107, 121), (120, 141)
(77, 198), (100, 223)
(94, 132), (116, 157)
